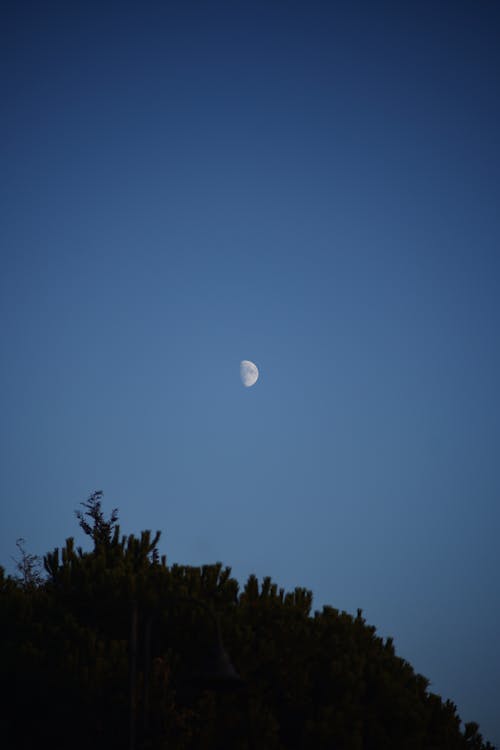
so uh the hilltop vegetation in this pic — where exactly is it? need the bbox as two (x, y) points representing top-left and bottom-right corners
(0, 493), (494, 749)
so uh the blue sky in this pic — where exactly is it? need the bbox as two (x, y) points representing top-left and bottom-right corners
(1, 1), (499, 744)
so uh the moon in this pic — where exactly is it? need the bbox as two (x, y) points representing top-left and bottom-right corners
(240, 360), (259, 387)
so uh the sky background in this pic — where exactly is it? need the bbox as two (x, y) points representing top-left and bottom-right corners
(1, 0), (499, 744)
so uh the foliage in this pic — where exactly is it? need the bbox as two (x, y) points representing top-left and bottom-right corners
(75, 489), (119, 548)
(11, 537), (44, 589)
(0, 496), (495, 750)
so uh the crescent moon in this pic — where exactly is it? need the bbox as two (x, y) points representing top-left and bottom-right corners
(240, 360), (259, 387)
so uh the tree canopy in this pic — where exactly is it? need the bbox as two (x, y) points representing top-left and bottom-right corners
(0, 493), (494, 750)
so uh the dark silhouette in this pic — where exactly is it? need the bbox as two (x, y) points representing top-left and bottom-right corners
(11, 537), (43, 589)
(0, 493), (495, 749)
(75, 489), (120, 547)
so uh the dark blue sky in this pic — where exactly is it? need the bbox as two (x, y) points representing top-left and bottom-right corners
(1, 1), (499, 743)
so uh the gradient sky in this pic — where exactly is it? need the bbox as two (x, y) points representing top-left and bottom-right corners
(1, 1), (499, 744)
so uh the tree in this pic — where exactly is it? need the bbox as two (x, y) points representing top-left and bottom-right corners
(75, 489), (119, 547)
(12, 537), (43, 589)
(1, 494), (496, 750)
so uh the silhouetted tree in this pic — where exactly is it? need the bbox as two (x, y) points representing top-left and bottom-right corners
(0, 493), (495, 750)
(11, 537), (43, 589)
(75, 489), (119, 547)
